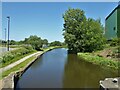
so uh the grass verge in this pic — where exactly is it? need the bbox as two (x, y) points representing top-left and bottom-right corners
(78, 53), (119, 70)
(1, 56), (36, 80)
(0, 47), (36, 68)
(1, 51), (37, 68)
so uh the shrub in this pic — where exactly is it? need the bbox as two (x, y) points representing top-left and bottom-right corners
(23, 45), (33, 50)
(1, 46), (35, 67)
(2, 53), (14, 63)
(0, 56), (3, 63)
(110, 38), (120, 46)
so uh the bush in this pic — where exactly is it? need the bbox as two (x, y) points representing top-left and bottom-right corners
(2, 53), (14, 63)
(1, 46), (35, 67)
(110, 38), (120, 46)
(0, 56), (2, 63)
(23, 45), (33, 50)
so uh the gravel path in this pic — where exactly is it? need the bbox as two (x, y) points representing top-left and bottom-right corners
(0, 51), (42, 74)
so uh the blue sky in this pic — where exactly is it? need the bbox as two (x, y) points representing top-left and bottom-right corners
(2, 2), (118, 42)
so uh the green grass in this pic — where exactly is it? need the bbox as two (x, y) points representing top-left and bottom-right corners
(1, 51), (36, 68)
(0, 47), (36, 68)
(1, 56), (36, 80)
(78, 53), (119, 70)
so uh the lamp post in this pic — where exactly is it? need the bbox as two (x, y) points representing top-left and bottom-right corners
(4, 28), (6, 47)
(7, 16), (10, 51)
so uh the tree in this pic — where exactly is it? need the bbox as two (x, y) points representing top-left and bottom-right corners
(1, 40), (7, 46)
(9, 40), (16, 45)
(49, 41), (62, 46)
(42, 39), (48, 45)
(24, 35), (43, 50)
(61, 42), (67, 47)
(18, 40), (24, 45)
(63, 8), (105, 53)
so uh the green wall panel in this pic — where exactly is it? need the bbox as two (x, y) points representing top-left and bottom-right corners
(117, 7), (120, 38)
(105, 10), (117, 40)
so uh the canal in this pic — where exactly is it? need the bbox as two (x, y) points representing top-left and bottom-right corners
(16, 48), (118, 88)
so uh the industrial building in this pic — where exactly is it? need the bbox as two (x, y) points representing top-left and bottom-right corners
(105, 4), (120, 40)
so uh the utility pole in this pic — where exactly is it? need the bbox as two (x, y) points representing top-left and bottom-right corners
(7, 16), (10, 51)
(5, 28), (6, 47)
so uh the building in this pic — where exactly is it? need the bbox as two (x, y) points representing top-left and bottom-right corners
(105, 4), (120, 40)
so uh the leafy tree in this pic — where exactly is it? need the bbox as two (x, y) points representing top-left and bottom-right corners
(9, 40), (16, 45)
(42, 39), (48, 45)
(24, 35), (43, 50)
(63, 8), (105, 53)
(109, 38), (120, 46)
(0, 40), (2, 45)
(18, 40), (24, 45)
(61, 42), (67, 47)
(49, 41), (62, 46)
(1, 40), (7, 46)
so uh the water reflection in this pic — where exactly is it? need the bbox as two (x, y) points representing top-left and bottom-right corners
(63, 54), (118, 88)
(16, 48), (67, 88)
(30, 57), (43, 69)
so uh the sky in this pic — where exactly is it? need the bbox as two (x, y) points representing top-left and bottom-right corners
(2, 2), (118, 42)
(1, 0), (120, 2)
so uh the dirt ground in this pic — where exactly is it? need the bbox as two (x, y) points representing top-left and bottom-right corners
(94, 46), (119, 60)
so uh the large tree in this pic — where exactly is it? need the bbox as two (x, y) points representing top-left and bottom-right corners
(49, 41), (62, 46)
(9, 40), (16, 45)
(63, 8), (105, 52)
(42, 39), (48, 45)
(24, 35), (43, 50)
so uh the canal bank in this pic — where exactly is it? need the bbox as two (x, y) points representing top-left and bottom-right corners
(0, 46), (62, 89)
(78, 53), (119, 70)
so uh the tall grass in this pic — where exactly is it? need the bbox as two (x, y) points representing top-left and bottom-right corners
(0, 46), (36, 68)
(78, 53), (119, 70)
(1, 56), (36, 79)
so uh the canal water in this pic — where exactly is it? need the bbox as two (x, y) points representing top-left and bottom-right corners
(16, 48), (118, 89)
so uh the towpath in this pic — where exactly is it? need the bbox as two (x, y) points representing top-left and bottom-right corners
(0, 51), (42, 73)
